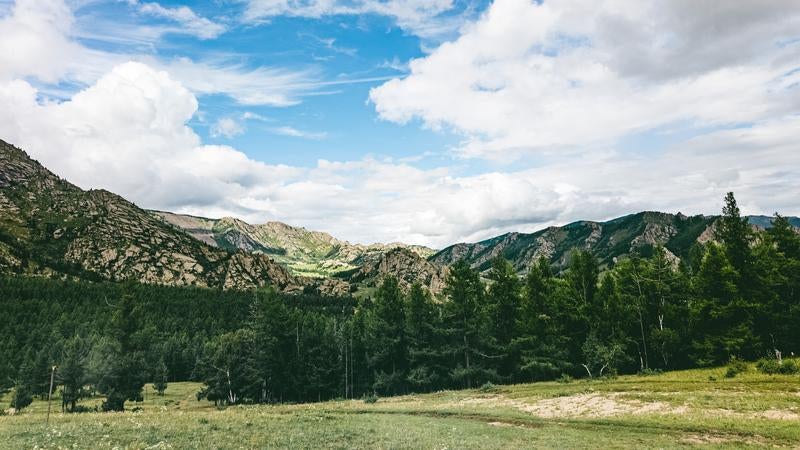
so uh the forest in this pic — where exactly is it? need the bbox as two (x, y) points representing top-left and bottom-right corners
(1, 193), (798, 412)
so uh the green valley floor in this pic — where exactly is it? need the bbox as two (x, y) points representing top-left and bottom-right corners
(1, 366), (799, 449)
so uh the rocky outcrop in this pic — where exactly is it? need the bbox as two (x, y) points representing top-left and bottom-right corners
(348, 248), (449, 295)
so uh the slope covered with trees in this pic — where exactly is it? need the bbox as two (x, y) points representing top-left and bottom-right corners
(431, 210), (798, 275)
(2, 193), (798, 412)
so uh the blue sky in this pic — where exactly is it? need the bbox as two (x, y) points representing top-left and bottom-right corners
(69, 0), (481, 167)
(0, 0), (798, 247)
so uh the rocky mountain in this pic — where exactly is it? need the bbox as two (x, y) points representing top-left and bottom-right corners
(0, 139), (347, 296)
(431, 211), (798, 275)
(345, 247), (449, 295)
(153, 211), (436, 278)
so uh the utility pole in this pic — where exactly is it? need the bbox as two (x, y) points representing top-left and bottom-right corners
(46, 365), (56, 427)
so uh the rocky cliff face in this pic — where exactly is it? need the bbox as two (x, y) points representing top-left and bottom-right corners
(0, 139), (347, 295)
(347, 247), (449, 295)
(153, 211), (436, 278)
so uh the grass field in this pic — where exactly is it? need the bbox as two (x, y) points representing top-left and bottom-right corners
(1, 365), (799, 449)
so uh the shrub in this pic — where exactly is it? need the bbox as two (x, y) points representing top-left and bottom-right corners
(556, 374), (573, 384)
(725, 357), (748, 378)
(781, 359), (800, 374)
(71, 405), (94, 414)
(362, 394), (378, 404)
(639, 368), (663, 377)
(758, 358), (800, 375)
(757, 358), (781, 374)
(479, 381), (497, 392)
(9, 384), (33, 411)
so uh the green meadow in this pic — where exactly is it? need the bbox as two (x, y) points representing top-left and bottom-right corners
(2, 365), (799, 449)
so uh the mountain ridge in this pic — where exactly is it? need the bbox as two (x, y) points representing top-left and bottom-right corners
(0, 139), (348, 296)
(431, 210), (799, 275)
(152, 210), (436, 278)
(3, 138), (797, 295)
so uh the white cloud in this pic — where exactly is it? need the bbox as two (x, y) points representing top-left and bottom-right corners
(270, 126), (327, 140)
(0, 0), (104, 84)
(157, 57), (316, 107)
(0, 0), (320, 106)
(2, 0), (799, 249)
(370, 0), (800, 160)
(211, 118), (245, 139)
(133, 1), (226, 40)
(1, 61), (799, 249)
(242, 0), (461, 39)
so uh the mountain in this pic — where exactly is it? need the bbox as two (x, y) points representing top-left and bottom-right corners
(431, 211), (798, 275)
(153, 211), (436, 278)
(0, 139), (347, 295)
(344, 247), (449, 295)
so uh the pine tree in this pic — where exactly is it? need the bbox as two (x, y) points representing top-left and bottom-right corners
(691, 244), (756, 365)
(99, 294), (147, 411)
(716, 192), (755, 292)
(152, 359), (168, 396)
(514, 257), (571, 380)
(405, 283), (446, 391)
(486, 257), (521, 380)
(57, 335), (89, 413)
(443, 261), (492, 388)
(367, 277), (408, 395)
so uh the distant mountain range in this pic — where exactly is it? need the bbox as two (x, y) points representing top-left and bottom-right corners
(431, 212), (799, 275)
(1, 138), (796, 295)
(152, 211), (435, 278)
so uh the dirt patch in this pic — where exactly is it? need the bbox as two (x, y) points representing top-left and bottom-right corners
(756, 409), (800, 420)
(455, 392), (799, 422)
(486, 421), (513, 427)
(454, 393), (685, 419)
(680, 433), (733, 445)
(510, 393), (685, 418)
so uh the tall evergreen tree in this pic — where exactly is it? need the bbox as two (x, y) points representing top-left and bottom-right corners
(99, 294), (147, 411)
(514, 257), (572, 380)
(367, 277), (408, 395)
(405, 283), (447, 391)
(443, 261), (492, 388)
(486, 257), (521, 380)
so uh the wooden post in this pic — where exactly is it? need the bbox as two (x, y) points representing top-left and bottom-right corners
(46, 365), (56, 427)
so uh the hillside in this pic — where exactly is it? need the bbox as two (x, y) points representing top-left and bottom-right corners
(153, 211), (436, 278)
(0, 139), (346, 295)
(431, 211), (797, 274)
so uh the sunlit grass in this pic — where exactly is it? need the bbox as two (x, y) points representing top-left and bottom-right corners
(2, 365), (799, 449)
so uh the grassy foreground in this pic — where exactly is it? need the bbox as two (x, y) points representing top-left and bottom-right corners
(1, 366), (799, 449)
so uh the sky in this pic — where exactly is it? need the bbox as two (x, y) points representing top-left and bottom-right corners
(0, 0), (799, 248)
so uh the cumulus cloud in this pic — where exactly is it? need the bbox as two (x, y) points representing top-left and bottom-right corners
(0, 0), (107, 84)
(370, 0), (800, 159)
(2, 63), (798, 248)
(1, 0), (799, 249)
